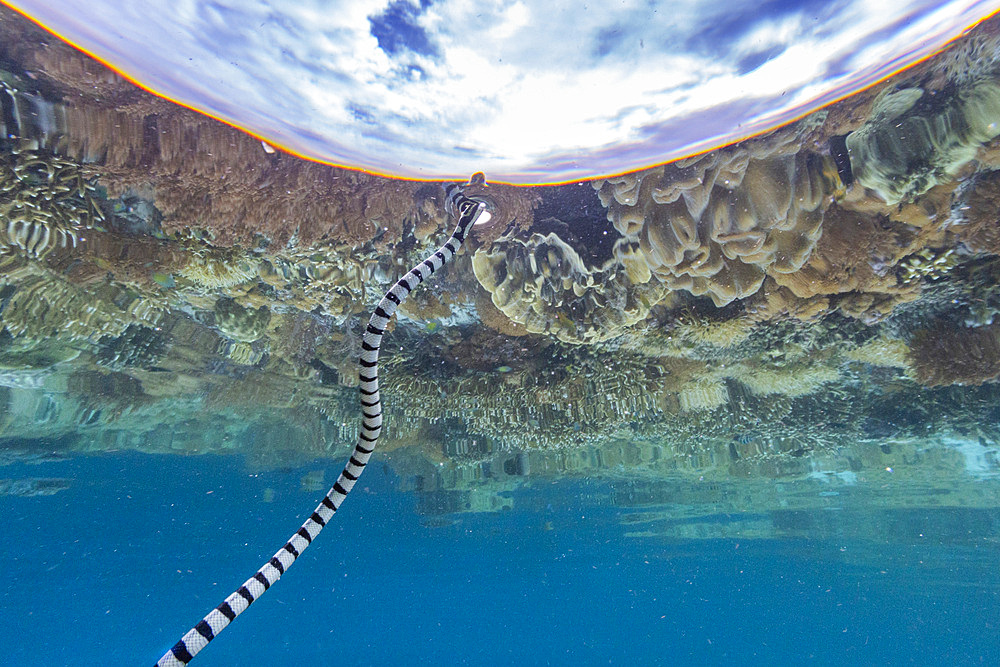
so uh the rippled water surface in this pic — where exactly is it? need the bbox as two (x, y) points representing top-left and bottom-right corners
(2, 4), (1000, 665)
(6, 0), (1000, 180)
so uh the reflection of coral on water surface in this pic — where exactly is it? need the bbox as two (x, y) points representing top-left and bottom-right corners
(2, 6), (1000, 529)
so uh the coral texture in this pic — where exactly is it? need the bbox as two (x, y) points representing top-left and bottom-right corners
(213, 297), (272, 343)
(846, 80), (1000, 205)
(908, 321), (1000, 386)
(594, 121), (842, 307)
(0, 145), (103, 259)
(768, 206), (923, 321)
(472, 226), (668, 344)
(955, 169), (1000, 254)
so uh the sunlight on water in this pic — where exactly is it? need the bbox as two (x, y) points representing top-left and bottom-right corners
(5, 0), (1000, 182)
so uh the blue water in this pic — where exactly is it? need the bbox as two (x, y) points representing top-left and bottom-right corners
(4, 451), (1000, 665)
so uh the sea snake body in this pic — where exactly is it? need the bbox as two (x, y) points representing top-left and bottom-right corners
(156, 177), (491, 666)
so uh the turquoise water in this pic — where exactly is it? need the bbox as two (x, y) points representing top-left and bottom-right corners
(5, 450), (1000, 664)
(5, 3), (1000, 665)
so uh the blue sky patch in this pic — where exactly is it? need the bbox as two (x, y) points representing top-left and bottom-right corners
(369, 0), (439, 58)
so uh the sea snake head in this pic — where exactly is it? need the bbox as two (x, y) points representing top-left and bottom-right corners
(445, 172), (493, 232)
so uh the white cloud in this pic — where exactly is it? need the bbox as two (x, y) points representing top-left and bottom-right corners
(8, 0), (1000, 182)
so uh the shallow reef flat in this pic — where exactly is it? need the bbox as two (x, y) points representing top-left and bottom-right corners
(1, 7), (1000, 535)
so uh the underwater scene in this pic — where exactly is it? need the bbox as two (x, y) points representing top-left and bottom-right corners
(3, 2), (1000, 665)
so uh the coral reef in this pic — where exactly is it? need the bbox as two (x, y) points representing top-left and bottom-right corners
(257, 253), (369, 323)
(768, 206), (924, 321)
(455, 180), (541, 247)
(81, 107), (473, 251)
(0, 330), (80, 371)
(724, 362), (840, 398)
(472, 225), (668, 343)
(473, 286), (529, 336)
(594, 120), (843, 307)
(267, 311), (332, 368)
(908, 321), (1000, 386)
(381, 350), (678, 450)
(843, 336), (911, 370)
(213, 298), (272, 343)
(0, 11), (460, 252)
(770, 207), (908, 298)
(745, 281), (830, 323)
(666, 313), (755, 350)
(0, 144), (103, 258)
(954, 169), (1000, 254)
(677, 378), (728, 412)
(0, 257), (164, 343)
(216, 339), (267, 366)
(177, 251), (260, 290)
(950, 258), (1000, 327)
(896, 248), (960, 286)
(4, 3), (1000, 531)
(846, 78), (1000, 205)
(96, 324), (169, 371)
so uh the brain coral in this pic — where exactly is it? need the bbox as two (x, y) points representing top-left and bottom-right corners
(471, 221), (668, 344)
(594, 121), (842, 307)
